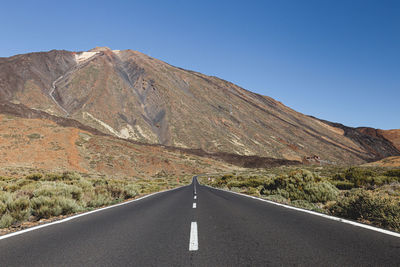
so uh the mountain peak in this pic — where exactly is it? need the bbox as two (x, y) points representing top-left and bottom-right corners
(89, 46), (111, 52)
(0, 48), (399, 164)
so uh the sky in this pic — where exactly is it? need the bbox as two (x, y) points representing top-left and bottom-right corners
(0, 0), (399, 129)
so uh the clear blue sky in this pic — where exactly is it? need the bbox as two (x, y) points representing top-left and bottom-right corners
(1, 0), (399, 129)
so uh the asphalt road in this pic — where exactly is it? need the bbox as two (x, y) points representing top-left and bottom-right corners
(0, 177), (399, 266)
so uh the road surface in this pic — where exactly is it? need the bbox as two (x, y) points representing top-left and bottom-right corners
(0, 177), (399, 266)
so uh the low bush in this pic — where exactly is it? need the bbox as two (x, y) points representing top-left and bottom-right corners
(0, 201), (7, 215)
(376, 182), (400, 197)
(26, 173), (43, 181)
(384, 169), (400, 181)
(332, 180), (355, 190)
(264, 170), (338, 203)
(31, 196), (63, 218)
(86, 191), (113, 208)
(123, 184), (139, 199)
(33, 183), (83, 201)
(0, 214), (14, 228)
(384, 169), (400, 178)
(204, 167), (400, 232)
(291, 200), (323, 212)
(245, 187), (262, 196)
(7, 197), (30, 221)
(265, 194), (289, 204)
(304, 181), (339, 203)
(333, 167), (399, 188)
(329, 189), (400, 231)
(227, 178), (266, 189)
(0, 172), (184, 229)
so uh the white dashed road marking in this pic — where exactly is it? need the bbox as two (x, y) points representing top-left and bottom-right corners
(189, 222), (198, 251)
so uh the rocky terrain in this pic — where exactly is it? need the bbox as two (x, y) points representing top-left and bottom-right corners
(356, 127), (400, 151)
(1, 47), (399, 166)
(0, 111), (236, 178)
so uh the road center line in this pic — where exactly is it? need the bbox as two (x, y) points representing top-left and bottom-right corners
(189, 222), (198, 251)
(194, 196), (197, 199)
(193, 203), (196, 208)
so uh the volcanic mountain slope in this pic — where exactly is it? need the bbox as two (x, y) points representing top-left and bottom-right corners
(0, 111), (237, 178)
(356, 128), (400, 151)
(1, 47), (399, 164)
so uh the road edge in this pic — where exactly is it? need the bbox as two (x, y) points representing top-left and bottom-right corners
(199, 181), (400, 238)
(0, 184), (188, 241)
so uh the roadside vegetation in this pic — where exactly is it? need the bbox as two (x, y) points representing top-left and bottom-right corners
(0, 172), (189, 230)
(200, 166), (400, 232)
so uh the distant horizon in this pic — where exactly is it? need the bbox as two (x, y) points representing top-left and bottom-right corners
(1, 0), (398, 130)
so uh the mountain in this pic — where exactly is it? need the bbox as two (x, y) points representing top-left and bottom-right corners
(356, 128), (400, 151)
(0, 106), (236, 178)
(0, 101), (299, 177)
(1, 47), (399, 165)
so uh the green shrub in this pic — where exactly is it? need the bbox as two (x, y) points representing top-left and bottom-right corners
(86, 193), (113, 208)
(304, 181), (339, 202)
(7, 197), (30, 221)
(264, 170), (337, 203)
(226, 178), (267, 189)
(369, 176), (398, 187)
(384, 169), (400, 178)
(27, 173), (43, 181)
(221, 174), (233, 180)
(31, 196), (62, 218)
(333, 180), (355, 190)
(57, 197), (81, 214)
(86, 186), (113, 208)
(343, 167), (379, 187)
(265, 194), (289, 204)
(377, 183), (400, 197)
(291, 200), (323, 212)
(330, 189), (400, 231)
(43, 174), (63, 181)
(27, 133), (41, 139)
(61, 172), (82, 181)
(107, 185), (124, 199)
(70, 179), (93, 190)
(16, 179), (32, 188)
(31, 196), (81, 219)
(290, 169), (315, 183)
(246, 187), (261, 196)
(0, 201), (6, 215)
(43, 172), (81, 182)
(33, 183), (83, 201)
(243, 178), (266, 188)
(0, 214), (14, 228)
(229, 187), (242, 193)
(123, 184), (139, 199)
(3, 183), (20, 192)
(0, 191), (13, 203)
(0, 172), (186, 229)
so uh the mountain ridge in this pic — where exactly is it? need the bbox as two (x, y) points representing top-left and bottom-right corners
(1, 47), (399, 164)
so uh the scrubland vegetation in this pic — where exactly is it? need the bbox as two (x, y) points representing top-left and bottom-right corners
(201, 166), (400, 232)
(0, 172), (189, 229)
(2, 166), (399, 233)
